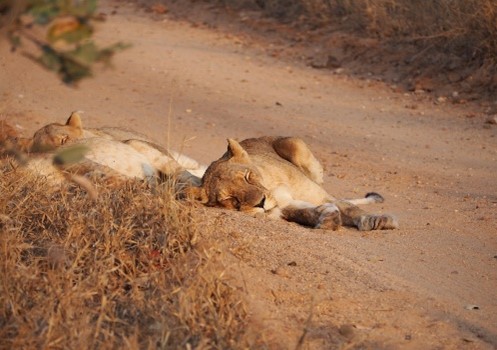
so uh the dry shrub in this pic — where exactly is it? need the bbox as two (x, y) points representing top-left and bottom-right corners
(322, 0), (497, 59)
(224, 0), (497, 63)
(213, 0), (497, 96)
(0, 161), (249, 349)
(346, 1), (490, 58)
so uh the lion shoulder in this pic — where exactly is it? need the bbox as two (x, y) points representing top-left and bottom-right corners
(239, 136), (324, 184)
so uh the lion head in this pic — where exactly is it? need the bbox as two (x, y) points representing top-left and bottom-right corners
(187, 138), (275, 214)
(30, 112), (84, 152)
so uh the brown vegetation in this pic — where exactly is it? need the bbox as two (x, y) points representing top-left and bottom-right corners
(0, 161), (251, 349)
(201, 0), (497, 102)
(228, 0), (497, 59)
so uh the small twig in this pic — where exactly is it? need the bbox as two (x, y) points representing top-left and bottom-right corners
(17, 27), (47, 48)
(62, 172), (98, 200)
(295, 298), (314, 350)
(400, 29), (465, 43)
(404, 43), (435, 64)
(18, 27), (92, 69)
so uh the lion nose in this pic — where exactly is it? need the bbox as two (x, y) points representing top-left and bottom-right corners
(255, 196), (265, 209)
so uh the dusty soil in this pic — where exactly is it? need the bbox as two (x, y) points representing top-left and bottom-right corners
(1, 0), (496, 348)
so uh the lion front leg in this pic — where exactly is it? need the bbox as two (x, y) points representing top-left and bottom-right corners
(335, 200), (398, 231)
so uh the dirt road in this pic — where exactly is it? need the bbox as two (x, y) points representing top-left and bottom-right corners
(1, 0), (496, 348)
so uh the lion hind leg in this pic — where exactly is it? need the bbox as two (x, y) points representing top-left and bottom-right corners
(281, 202), (342, 230)
(273, 137), (324, 184)
(269, 186), (340, 229)
(168, 150), (207, 177)
(335, 200), (398, 231)
(124, 139), (182, 175)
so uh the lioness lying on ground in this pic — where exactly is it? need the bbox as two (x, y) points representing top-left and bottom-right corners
(28, 112), (206, 177)
(1, 113), (206, 185)
(187, 137), (398, 231)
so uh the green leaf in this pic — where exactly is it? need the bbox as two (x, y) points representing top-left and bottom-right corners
(28, 1), (60, 25)
(28, 0), (98, 25)
(71, 41), (99, 63)
(39, 45), (62, 71)
(48, 20), (93, 44)
(97, 42), (131, 64)
(60, 57), (93, 84)
(62, 0), (98, 17)
(53, 144), (89, 166)
(35, 40), (128, 84)
(8, 34), (22, 50)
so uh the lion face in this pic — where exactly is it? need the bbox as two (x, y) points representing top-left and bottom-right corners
(30, 112), (84, 152)
(188, 139), (275, 214)
(203, 161), (267, 211)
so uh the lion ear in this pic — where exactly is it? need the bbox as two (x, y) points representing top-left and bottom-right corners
(227, 138), (250, 163)
(185, 186), (208, 204)
(66, 111), (83, 129)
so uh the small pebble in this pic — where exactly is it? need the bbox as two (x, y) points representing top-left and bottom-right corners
(338, 324), (355, 339)
(485, 115), (497, 125)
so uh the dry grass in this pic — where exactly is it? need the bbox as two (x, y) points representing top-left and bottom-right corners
(0, 160), (250, 349)
(301, 0), (497, 59)
(234, 0), (497, 61)
(214, 0), (497, 97)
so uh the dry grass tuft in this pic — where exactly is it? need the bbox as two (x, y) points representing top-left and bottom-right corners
(0, 160), (250, 349)
(250, 0), (497, 54)
(241, 0), (497, 60)
(306, 0), (497, 60)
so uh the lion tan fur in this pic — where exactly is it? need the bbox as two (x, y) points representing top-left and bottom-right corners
(26, 112), (206, 178)
(1, 113), (205, 188)
(188, 136), (398, 231)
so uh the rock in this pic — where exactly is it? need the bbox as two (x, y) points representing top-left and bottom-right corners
(338, 324), (355, 339)
(414, 77), (436, 92)
(271, 266), (290, 278)
(151, 3), (168, 14)
(310, 54), (341, 69)
(485, 115), (497, 125)
(447, 72), (462, 83)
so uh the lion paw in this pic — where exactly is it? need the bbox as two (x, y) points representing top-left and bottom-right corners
(358, 214), (398, 231)
(315, 204), (342, 230)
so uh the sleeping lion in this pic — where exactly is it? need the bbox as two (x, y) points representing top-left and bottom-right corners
(187, 136), (398, 231)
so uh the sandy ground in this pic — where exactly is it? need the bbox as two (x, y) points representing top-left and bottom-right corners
(1, 0), (496, 348)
